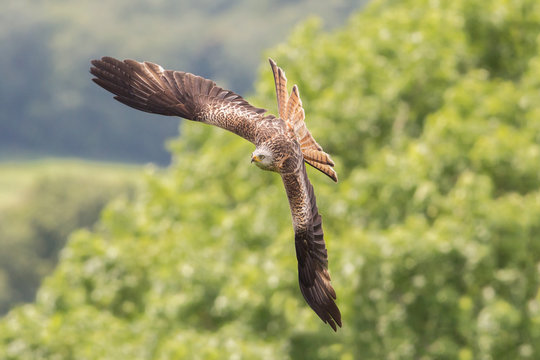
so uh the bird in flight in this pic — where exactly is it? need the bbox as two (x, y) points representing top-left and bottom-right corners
(90, 57), (342, 331)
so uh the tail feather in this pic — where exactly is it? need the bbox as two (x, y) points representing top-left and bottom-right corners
(305, 160), (338, 183)
(269, 58), (338, 182)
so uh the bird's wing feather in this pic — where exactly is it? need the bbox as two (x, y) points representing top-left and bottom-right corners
(280, 160), (341, 331)
(90, 57), (268, 144)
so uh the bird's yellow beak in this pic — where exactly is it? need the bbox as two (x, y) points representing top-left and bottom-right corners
(251, 155), (260, 163)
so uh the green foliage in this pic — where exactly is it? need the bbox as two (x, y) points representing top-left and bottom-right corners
(2, 0), (540, 358)
(0, 161), (138, 314)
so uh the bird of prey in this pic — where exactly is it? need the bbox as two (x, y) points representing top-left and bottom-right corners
(90, 57), (342, 331)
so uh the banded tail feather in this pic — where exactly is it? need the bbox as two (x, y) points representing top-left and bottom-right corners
(269, 58), (338, 182)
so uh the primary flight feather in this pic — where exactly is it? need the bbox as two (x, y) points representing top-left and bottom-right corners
(90, 57), (342, 331)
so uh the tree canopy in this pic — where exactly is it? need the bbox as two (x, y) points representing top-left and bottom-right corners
(2, 0), (540, 358)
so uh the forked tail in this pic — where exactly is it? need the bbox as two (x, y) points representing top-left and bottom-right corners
(269, 58), (337, 182)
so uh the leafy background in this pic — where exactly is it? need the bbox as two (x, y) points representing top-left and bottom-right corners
(2, 0), (540, 359)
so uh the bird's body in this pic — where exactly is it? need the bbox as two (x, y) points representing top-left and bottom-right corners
(90, 57), (341, 331)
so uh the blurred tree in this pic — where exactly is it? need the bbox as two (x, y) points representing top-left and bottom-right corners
(1, 0), (540, 358)
(0, 175), (134, 315)
(0, 22), (54, 155)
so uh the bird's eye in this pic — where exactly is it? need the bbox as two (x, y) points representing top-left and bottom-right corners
(259, 155), (265, 160)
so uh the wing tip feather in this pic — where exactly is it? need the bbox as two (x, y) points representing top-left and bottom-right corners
(288, 165), (341, 331)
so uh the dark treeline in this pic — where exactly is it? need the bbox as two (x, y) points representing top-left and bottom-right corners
(0, 0), (365, 164)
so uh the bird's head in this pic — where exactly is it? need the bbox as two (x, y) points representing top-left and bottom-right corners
(251, 146), (275, 171)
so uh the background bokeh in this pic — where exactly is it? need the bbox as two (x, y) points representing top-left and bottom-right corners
(1, 0), (540, 359)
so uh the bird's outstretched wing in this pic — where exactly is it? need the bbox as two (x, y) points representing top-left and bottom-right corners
(281, 161), (342, 331)
(90, 57), (268, 144)
(91, 56), (341, 330)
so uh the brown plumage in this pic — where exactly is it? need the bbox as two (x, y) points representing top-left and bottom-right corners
(90, 57), (341, 331)
(269, 59), (337, 182)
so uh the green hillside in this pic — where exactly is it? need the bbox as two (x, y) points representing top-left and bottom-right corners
(2, 0), (540, 358)
(0, 159), (141, 314)
(0, 159), (140, 209)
